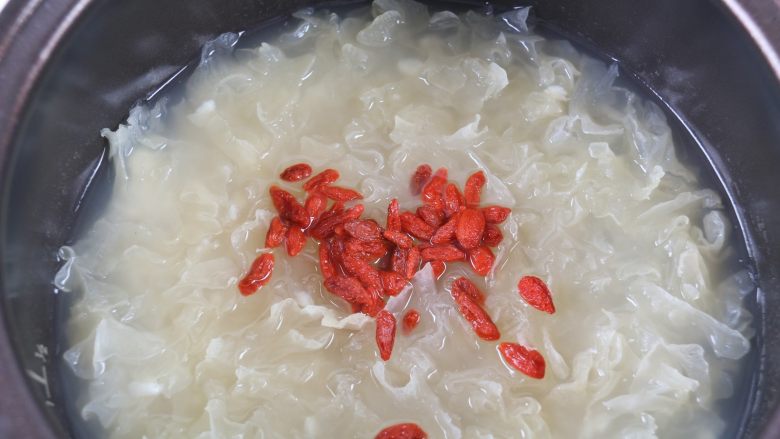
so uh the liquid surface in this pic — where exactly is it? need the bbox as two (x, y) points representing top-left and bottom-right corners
(56, 2), (754, 438)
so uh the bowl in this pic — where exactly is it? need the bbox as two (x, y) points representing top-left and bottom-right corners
(0, 0), (779, 437)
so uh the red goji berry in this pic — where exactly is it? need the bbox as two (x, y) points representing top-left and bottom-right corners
(344, 255), (383, 293)
(334, 224), (348, 237)
(482, 223), (503, 247)
(310, 204), (364, 239)
(304, 193), (328, 219)
(401, 212), (435, 241)
(443, 183), (464, 217)
(269, 186), (296, 213)
(404, 247), (422, 279)
(285, 227), (306, 256)
(517, 276), (556, 314)
(344, 219), (383, 241)
(430, 260), (446, 279)
(362, 295), (386, 317)
(345, 237), (388, 260)
(326, 236), (346, 270)
(431, 213), (459, 245)
(387, 198), (401, 231)
(452, 276), (486, 305)
(433, 167), (448, 180)
(280, 163), (313, 182)
(468, 246), (495, 276)
(265, 216), (288, 248)
(482, 205), (511, 224)
(421, 245), (466, 262)
(498, 342), (546, 379)
(303, 168), (340, 191)
(464, 170), (486, 207)
(319, 185), (363, 201)
(410, 164), (432, 196)
(416, 205), (445, 228)
(383, 230), (414, 249)
(319, 242), (336, 279)
(421, 169), (447, 210)
(381, 270), (408, 296)
(402, 309), (421, 333)
(269, 186), (309, 227)
(375, 310), (397, 361)
(456, 208), (486, 250)
(451, 280), (499, 340)
(324, 275), (372, 308)
(391, 247), (407, 275)
(238, 253), (275, 296)
(375, 423), (428, 439)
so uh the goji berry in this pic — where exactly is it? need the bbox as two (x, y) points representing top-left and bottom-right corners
(327, 237), (346, 273)
(280, 163), (313, 182)
(324, 275), (372, 309)
(362, 295), (386, 317)
(304, 193), (327, 219)
(498, 342), (545, 379)
(344, 219), (383, 241)
(402, 309), (421, 333)
(416, 242), (432, 252)
(375, 423), (428, 439)
(343, 255), (383, 295)
(482, 223), (503, 247)
(375, 310), (396, 361)
(238, 253), (275, 296)
(400, 212), (435, 241)
(452, 276), (486, 305)
(464, 170), (486, 207)
(345, 237), (388, 260)
(421, 169), (447, 210)
(381, 270), (408, 296)
(265, 216), (288, 248)
(421, 245), (466, 262)
(404, 247), (421, 279)
(269, 185), (296, 213)
(410, 164), (432, 196)
(430, 261), (446, 279)
(387, 198), (401, 231)
(269, 186), (309, 227)
(391, 247), (407, 275)
(482, 205), (511, 224)
(468, 246), (495, 276)
(517, 276), (556, 314)
(416, 205), (445, 228)
(303, 168), (340, 191)
(320, 185), (363, 201)
(431, 213), (459, 245)
(310, 204), (364, 239)
(443, 183), (464, 217)
(383, 230), (413, 249)
(451, 280), (499, 340)
(456, 208), (485, 250)
(319, 242), (336, 279)
(433, 167), (448, 180)
(285, 227), (306, 256)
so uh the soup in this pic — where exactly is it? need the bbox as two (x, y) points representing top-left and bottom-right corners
(56, 1), (754, 437)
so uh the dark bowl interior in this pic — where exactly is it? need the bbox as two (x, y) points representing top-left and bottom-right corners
(1, 0), (779, 437)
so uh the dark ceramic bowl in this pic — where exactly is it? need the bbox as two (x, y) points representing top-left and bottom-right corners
(1, 0), (779, 438)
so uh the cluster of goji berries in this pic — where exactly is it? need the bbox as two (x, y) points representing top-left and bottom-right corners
(238, 163), (558, 395)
